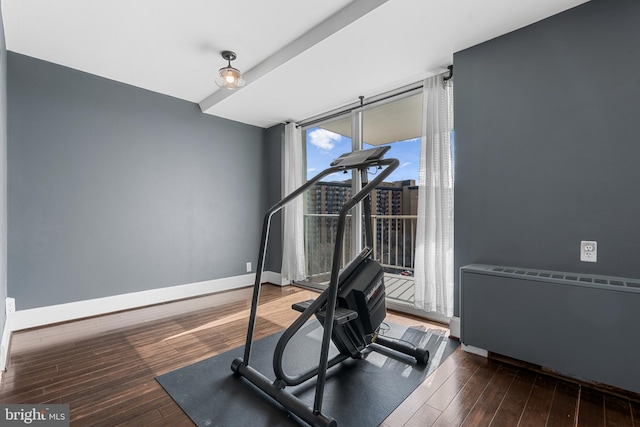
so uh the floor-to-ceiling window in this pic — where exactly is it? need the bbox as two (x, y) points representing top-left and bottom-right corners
(303, 120), (354, 284)
(300, 88), (425, 315)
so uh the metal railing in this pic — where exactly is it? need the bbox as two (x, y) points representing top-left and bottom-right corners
(303, 213), (417, 282)
(372, 215), (417, 272)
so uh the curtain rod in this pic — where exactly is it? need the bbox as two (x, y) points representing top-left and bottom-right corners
(443, 65), (453, 82)
(295, 65), (452, 129)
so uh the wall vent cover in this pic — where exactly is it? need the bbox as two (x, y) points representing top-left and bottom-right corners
(461, 264), (640, 293)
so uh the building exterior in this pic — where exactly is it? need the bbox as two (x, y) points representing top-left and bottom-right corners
(305, 179), (418, 280)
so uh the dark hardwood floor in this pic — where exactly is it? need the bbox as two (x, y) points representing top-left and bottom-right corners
(1, 284), (638, 426)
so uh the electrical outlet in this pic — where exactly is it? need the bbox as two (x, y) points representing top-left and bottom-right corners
(6, 297), (15, 314)
(580, 240), (597, 263)
(246, 262), (252, 272)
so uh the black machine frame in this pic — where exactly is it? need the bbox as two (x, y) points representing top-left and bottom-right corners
(230, 147), (428, 427)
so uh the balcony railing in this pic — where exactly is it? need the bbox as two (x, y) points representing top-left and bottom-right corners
(303, 213), (417, 283)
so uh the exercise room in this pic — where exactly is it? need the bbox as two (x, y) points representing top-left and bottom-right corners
(1, 0), (640, 426)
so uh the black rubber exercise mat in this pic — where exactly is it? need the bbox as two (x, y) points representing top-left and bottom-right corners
(157, 321), (459, 427)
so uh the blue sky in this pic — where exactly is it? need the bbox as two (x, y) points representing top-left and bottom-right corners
(305, 127), (420, 183)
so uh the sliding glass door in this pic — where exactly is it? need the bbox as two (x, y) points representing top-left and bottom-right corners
(300, 90), (426, 316)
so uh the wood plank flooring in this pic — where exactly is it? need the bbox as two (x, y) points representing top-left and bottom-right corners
(1, 284), (638, 426)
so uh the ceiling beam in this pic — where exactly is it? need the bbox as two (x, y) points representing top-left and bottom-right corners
(198, 0), (389, 114)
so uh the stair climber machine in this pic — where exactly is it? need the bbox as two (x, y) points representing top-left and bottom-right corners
(231, 146), (430, 427)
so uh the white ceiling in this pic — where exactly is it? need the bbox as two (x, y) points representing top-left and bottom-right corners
(3, 0), (589, 128)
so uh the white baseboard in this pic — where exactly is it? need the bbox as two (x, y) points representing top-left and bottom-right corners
(449, 316), (460, 339)
(0, 314), (12, 372)
(461, 343), (489, 357)
(385, 300), (452, 325)
(262, 271), (286, 286)
(9, 273), (261, 333)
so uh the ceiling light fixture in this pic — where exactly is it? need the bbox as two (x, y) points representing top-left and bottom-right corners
(215, 50), (246, 90)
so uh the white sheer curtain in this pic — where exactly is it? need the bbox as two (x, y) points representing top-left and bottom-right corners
(281, 122), (307, 282)
(413, 75), (454, 317)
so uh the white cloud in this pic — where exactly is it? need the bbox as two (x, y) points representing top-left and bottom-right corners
(307, 167), (316, 173)
(308, 129), (342, 151)
(401, 162), (411, 168)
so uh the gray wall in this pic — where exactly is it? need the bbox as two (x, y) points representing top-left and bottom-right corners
(454, 0), (640, 316)
(0, 11), (7, 332)
(8, 53), (266, 310)
(264, 124), (284, 273)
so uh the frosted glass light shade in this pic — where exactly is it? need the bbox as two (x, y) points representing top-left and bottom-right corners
(215, 66), (245, 90)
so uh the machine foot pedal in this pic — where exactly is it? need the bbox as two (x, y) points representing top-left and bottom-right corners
(318, 307), (358, 325)
(292, 299), (314, 312)
(292, 299), (358, 325)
